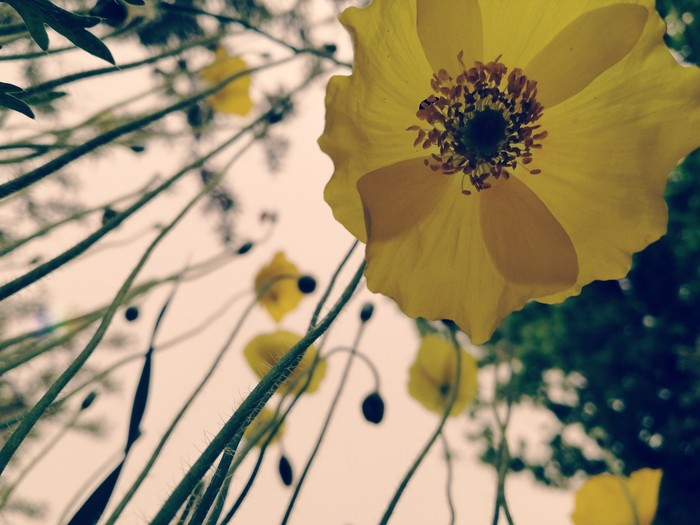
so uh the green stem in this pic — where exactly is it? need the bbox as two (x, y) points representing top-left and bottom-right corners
(21, 33), (223, 99)
(0, 109), (267, 301)
(102, 290), (260, 525)
(0, 55), (295, 200)
(0, 175), (158, 258)
(378, 334), (462, 525)
(280, 322), (367, 525)
(0, 147), (235, 475)
(148, 262), (365, 525)
(439, 432), (456, 525)
(188, 437), (242, 525)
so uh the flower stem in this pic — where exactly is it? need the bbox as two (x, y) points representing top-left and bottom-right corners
(440, 432), (456, 525)
(280, 318), (368, 525)
(378, 334), (462, 525)
(147, 261), (366, 525)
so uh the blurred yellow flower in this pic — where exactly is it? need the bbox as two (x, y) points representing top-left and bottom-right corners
(243, 330), (327, 396)
(408, 333), (478, 416)
(572, 468), (662, 525)
(243, 407), (285, 446)
(319, 0), (700, 344)
(202, 48), (253, 115)
(254, 251), (303, 323)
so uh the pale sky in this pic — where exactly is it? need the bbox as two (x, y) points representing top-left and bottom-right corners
(2, 3), (579, 523)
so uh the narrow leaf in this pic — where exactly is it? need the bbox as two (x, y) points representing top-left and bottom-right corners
(0, 93), (35, 119)
(66, 459), (125, 525)
(4, 0), (114, 63)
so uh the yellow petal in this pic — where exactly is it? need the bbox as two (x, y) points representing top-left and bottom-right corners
(408, 334), (478, 417)
(572, 469), (662, 525)
(416, 0), (482, 74)
(201, 50), (253, 116)
(477, 0), (654, 70)
(243, 407), (285, 447)
(243, 331), (327, 396)
(527, 19), (700, 303)
(254, 251), (303, 323)
(358, 158), (451, 241)
(480, 175), (578, 288)
(628, 469), (663, 525)
(319, 0), (433, 240)
(525, 4), (648, 108)
(358, 161), (571, 344)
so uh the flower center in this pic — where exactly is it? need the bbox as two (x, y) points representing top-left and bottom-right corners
(409, 53), (547, 195)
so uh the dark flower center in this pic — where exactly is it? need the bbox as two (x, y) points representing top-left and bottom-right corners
(457, 108), (509, 159)
(409, 53), (547, 194)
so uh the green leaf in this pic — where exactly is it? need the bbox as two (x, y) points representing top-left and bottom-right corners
(3, 0), (115, 63)
(0, 82), (34, 119)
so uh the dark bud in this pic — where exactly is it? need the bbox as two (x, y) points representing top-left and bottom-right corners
(102, 207), (118, 225)
(90, 0), (128, 27)
(441, 319), (458, 331)
(199, 169), (215, 184)
(359, 303), (374, 323)
(80, 391), (98, 411)
(278, 455), (293, 486)
(361, 391), (385, 424)
(187, 103), (213, 132)
(509, 457), (525, 473)
(124, 306), (139, 322)
(176, 58), (188, 70)
(322, 43), (337, 54)
(236, 241), (254, 255)
(130, 144), (145, 153)
(297, 276), (316, 294)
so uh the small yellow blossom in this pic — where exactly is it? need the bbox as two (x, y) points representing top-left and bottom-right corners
(572, 468), (662, 525)
(243, 330), (327, 396)
(408, 333), (478, 416)
(254, 252), (303, 323)
(202, 48), (253, 115)
(319, 0), (700, 344)
(243, 407), (285, 446)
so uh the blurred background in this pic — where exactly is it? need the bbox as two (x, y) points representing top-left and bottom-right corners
(0, 0), (698, 523)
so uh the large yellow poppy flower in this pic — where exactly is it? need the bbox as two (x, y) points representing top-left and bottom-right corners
(407, 334), (478, 416)
(202, 48), (253, 116)
(319, 0), (700, 344)
(572, 468), (662, 525)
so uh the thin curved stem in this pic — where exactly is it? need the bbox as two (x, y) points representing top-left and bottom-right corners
(20, 33), (223, 99)
(0, 55), (294, 200)
(0, 111), (266, 302)
(280, 322), (367, 525)
(102, 287), (263, 524)
(0, 176), (159, 258)
(308, 241), (358, 328)
(0, 145), (237, 474)
(439, 432), (456, 525)
(378, 336), (462, 525)
(148, 262), (365, 525)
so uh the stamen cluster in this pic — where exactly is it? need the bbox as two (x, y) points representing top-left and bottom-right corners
(409, 52), (547, 194)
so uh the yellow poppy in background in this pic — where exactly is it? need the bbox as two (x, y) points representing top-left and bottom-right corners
(243, 330), (327, 395)
(243, 407), (285, 446)
(255, 251), (303, 323)
(572, 468), (662, 525)
(319, 0), (700, 344)
(408, 333), (478, 416)
(202, 48), (253, 115)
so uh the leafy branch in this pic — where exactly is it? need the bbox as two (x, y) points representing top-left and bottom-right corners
(2, 0), (114, 63)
